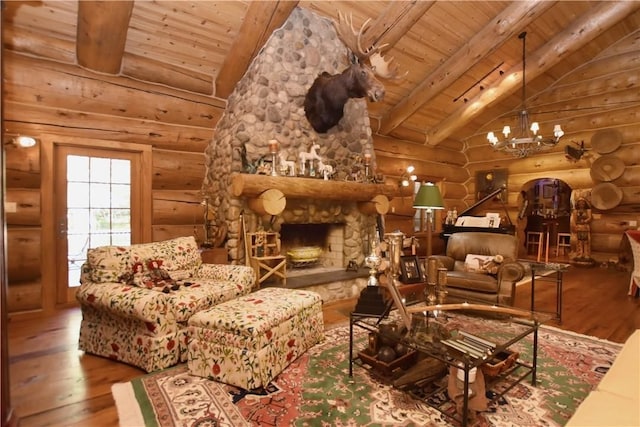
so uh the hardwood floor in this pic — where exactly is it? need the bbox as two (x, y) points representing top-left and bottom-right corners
(8, 264), (640, 426)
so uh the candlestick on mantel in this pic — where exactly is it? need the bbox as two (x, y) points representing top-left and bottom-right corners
(364, 152), (371, 165)
(268, 139), (279, 176)
(364, 152), (372, 180)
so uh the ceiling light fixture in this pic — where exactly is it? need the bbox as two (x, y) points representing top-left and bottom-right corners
(5, 135), (37, 148)
(487, 32), (564, 158)
(16, 136), (37, 148)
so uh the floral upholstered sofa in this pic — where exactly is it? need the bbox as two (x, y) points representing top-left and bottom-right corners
(76, 236), (255, 372)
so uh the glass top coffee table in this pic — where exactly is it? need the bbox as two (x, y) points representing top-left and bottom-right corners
(349, 302), (553, 427)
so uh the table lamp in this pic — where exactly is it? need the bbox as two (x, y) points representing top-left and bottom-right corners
(413, 182), (445, 257)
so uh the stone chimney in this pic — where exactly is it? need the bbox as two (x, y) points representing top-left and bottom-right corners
(202, 7), (380, 266)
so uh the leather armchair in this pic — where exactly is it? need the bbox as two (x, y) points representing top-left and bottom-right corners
(429, 232), (525, 306)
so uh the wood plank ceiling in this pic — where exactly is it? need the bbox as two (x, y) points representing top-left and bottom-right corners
(4, 1), (640, 150)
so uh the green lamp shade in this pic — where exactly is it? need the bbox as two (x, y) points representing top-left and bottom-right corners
(413, 182), (444, 209)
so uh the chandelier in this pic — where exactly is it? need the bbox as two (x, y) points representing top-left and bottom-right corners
(487, 32), (564, 158)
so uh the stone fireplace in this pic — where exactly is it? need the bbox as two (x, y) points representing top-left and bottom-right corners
(201, 7), (393, 301)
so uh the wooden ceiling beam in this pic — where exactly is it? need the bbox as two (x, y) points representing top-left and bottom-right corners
(76, 1), (134, 74)
(378, 0), (554, 135)
(426, 1), (640, 146)
(215, 1), (299, 99)
(360, 1), (435, 50)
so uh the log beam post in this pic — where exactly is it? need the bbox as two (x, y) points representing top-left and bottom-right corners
(246, 188), (286, 216)
(76, 1), (134, 74)
(357, 195), (390, 215)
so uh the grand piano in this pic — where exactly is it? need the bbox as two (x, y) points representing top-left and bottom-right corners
(441, 186), (516, 239)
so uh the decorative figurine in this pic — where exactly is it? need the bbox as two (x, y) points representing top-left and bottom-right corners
(298, 143), (321, 176)
(571, 196), (596, 266)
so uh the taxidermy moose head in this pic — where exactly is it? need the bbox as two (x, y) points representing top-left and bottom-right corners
(304, 12), (403, 133)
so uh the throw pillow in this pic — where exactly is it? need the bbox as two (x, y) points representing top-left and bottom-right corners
(464, 254), (503, 275)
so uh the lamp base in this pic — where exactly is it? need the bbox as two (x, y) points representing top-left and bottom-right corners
(353, 286), (388, 316)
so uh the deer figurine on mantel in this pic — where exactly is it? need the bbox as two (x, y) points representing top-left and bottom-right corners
(304, 12), (404, 133)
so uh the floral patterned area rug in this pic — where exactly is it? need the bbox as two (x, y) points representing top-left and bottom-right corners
(112, 323), (621, 427)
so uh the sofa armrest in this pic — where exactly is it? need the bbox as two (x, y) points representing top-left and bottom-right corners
(497, 261), (525, 283)
(76, 281), (171, 324)
(428, 255), (455, 271)
(195, 263), (256, 290)
(495, 261), (525, 305)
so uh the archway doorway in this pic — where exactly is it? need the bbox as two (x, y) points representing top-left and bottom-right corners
(517, 178), (573, 260)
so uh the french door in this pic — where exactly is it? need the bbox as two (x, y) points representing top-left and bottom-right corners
(53, 143), (149, 305)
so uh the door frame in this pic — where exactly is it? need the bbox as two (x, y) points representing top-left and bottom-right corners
(41, 135), (152, 312)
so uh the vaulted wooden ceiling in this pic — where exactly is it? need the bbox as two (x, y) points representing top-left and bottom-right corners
(4, 1), (640, 150)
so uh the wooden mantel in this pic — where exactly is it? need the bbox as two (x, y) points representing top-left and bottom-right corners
(230, 173), (400, 201)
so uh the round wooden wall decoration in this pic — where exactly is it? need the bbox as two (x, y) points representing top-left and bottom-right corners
(591, 182), (623, 210)
(591, 128), (622, 154)
(590, 155), (625, 182)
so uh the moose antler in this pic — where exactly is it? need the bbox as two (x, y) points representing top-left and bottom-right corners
(334, 11), (387, 60)
(333, 11), (403, 79)
(369, 51), (407, 80)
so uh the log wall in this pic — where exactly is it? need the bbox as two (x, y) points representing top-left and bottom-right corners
(3, 52), (222, 315)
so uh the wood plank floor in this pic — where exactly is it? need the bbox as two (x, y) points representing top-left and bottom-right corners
(8, 264), (640, 427)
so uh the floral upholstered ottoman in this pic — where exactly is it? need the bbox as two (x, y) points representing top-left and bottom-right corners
(187, 287), (324, 390)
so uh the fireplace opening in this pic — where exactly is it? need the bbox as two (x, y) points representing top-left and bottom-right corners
(280, 223), (344, 277)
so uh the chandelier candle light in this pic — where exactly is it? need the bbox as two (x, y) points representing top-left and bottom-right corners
(487, 32), (564, 158)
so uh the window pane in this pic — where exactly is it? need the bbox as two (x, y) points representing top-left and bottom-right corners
(91, 234), (112, 247)
(90, 157), (111, 183)
(111, 159), (130, 184)
(111, 184), (130, 208)
(91, 208), (112, 232)
(67, 155), (89, 182)
(67, 208), (90, 234)
(68, 183), (89, 208)
(89, 183), (111, 208)
(112, 233), (131, 246)
(68, 268), (81, 288)
(112, 209), (130, 230)
(68, 234), (89, 259)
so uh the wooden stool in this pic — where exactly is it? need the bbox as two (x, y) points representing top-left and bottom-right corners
(526, 231), (544, 261)
(556, 232), (571, 256)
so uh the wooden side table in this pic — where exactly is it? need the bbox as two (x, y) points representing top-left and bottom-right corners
(200, 247), (228, 264)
